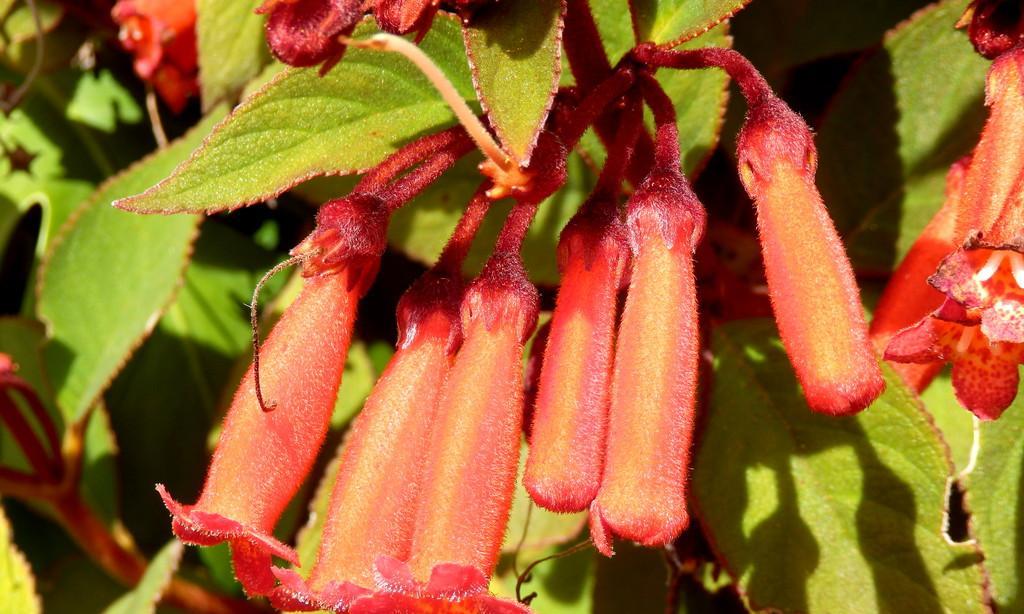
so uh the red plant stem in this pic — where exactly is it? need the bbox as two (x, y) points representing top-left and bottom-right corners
(356, 125), (470, 192)
(593, 93), (643, 197)
(380, 133), (476, 210)
(638, 73), (681, 170)
(0, 391), (59, 482)
(636, 45), (772, 107)
(3, 376), (61, 460)
(435, 183), (492, 275)
(558, 68), (637, 151)
(563, 0), (653, 182)
(495, 200), (540, 254)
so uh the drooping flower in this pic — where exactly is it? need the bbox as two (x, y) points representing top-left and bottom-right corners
(735, 94), (884, 415)
(270, 272), (462, 612)
(158, 194), (388, 596)
(870, 157), (969, 391)
(112, 0), (198, 112)
(591, 93), (704, 554)
(959, 0), (1024, 60)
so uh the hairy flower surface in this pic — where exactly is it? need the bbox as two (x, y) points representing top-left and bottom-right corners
(737, 96), (884, 415)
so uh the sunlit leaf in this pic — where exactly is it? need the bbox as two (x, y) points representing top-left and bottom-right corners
(631, 0), (750, 47)
(0, 504), (40, 614)
(196, 0), (271, 108)
(100, 541), (183, 614)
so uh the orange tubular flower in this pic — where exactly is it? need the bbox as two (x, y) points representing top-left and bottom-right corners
(270, 272), (462, 612)
(158, 194), (387, 596)
(524, 197), (630, 514)
(407, 252), (538, 581)
(591, 106), (705, 554)
(736, 96), (884, 415)
(955, 47), (1024, 236)
(870, 157), (970, 391)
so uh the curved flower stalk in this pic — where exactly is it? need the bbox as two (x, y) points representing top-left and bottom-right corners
(590, 77), (704, 555)
(158, 194), (387, 596)
(636, 45), (884, 416)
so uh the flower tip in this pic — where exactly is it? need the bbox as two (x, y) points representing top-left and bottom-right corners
(588, 503), (614, 558)
(801, 371), (885, 416)
(736, 97), (817, 195)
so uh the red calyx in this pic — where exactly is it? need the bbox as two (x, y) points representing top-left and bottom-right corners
(258, 0), (362, 70)
(962, 0), (1024, 59)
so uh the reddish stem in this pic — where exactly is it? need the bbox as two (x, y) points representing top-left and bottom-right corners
(356, 125), (470, 192)
(435, 183), (492, 275)
(638, 73), (681, 171)
(557, 68), (636, 150)
(636, 45), (772, 107)
(0, 391), (59, 482)
(593, 92), (643, 197)
(3, 376), (61, 460)
(380, 132), (476, 210)
(495, 200), (540, 254)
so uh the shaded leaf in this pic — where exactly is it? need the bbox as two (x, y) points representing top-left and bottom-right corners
(36, 109), (227, 421)
(100, 540), (183, 614)
(817, 0), (988, 273)
(0, 504), (40, 614)
(731, 0), (932, 82)
(631, 0), (750, 47)
(117, 16), (477, 215)
(81, 404), (119, 528)
(463, 0), (564, 164)
(695, 320), (985, 613)
(965, 394), (1024, 611)
(196, 0), (271, 108)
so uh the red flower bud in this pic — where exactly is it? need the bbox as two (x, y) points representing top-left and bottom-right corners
(591, 164), (705, 555)
(270, 273), (461, 611)
(960, 0), (1024, 60)
(159, 195), (387, 596)
(736, 97), (884, 415)
(955, 47), (1024, 239)
(407, 253), (538, 581)
(257, 0), (361, 70)
(374, 0), (437, 36)
(524, 197), (629, 513)
(871, 157), (969, 391)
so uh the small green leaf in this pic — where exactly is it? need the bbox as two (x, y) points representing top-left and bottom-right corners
(81, 404), (120, 528)
(66, 70), (143, 134)
(37, 109), (227, 421)
(100, 540), (183, 614)
(816, 0), (988, 273)
(631, 0), (751, 47)
(0, 504), (41, 614)
(117, 17), (477, 215)
(590, 0), (636, 63)
(196, 0), (271, 108)
(463, 0), (564, 164)
(965, 395), (1024, 611)
(695, 320), (985, 613)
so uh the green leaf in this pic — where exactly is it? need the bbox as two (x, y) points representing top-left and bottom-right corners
(81, 404), (120, 528)
(463, 0), (564, 164)
(695, 320), (985, 613)
(37, 109), (227, 421)
(631, 0), (751, 47)
(816, 0), (988, 273)
(590, 0), (636, 63)
(387, 150), (595, 285)
(117, 16), (477, 215)
(731, 0), (931, 82)
(66, 69), (143, 134)
(919, 368), (975, 472)
(0, 504), (41, 614)
(196, 0), (271, 109)
(101, 540), (183, 614)
(965, 395), (1024, 611)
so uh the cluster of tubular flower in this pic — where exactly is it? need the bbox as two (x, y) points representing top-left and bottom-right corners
(878, 37), (1024, 420)
(159, 7), (891, 608)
